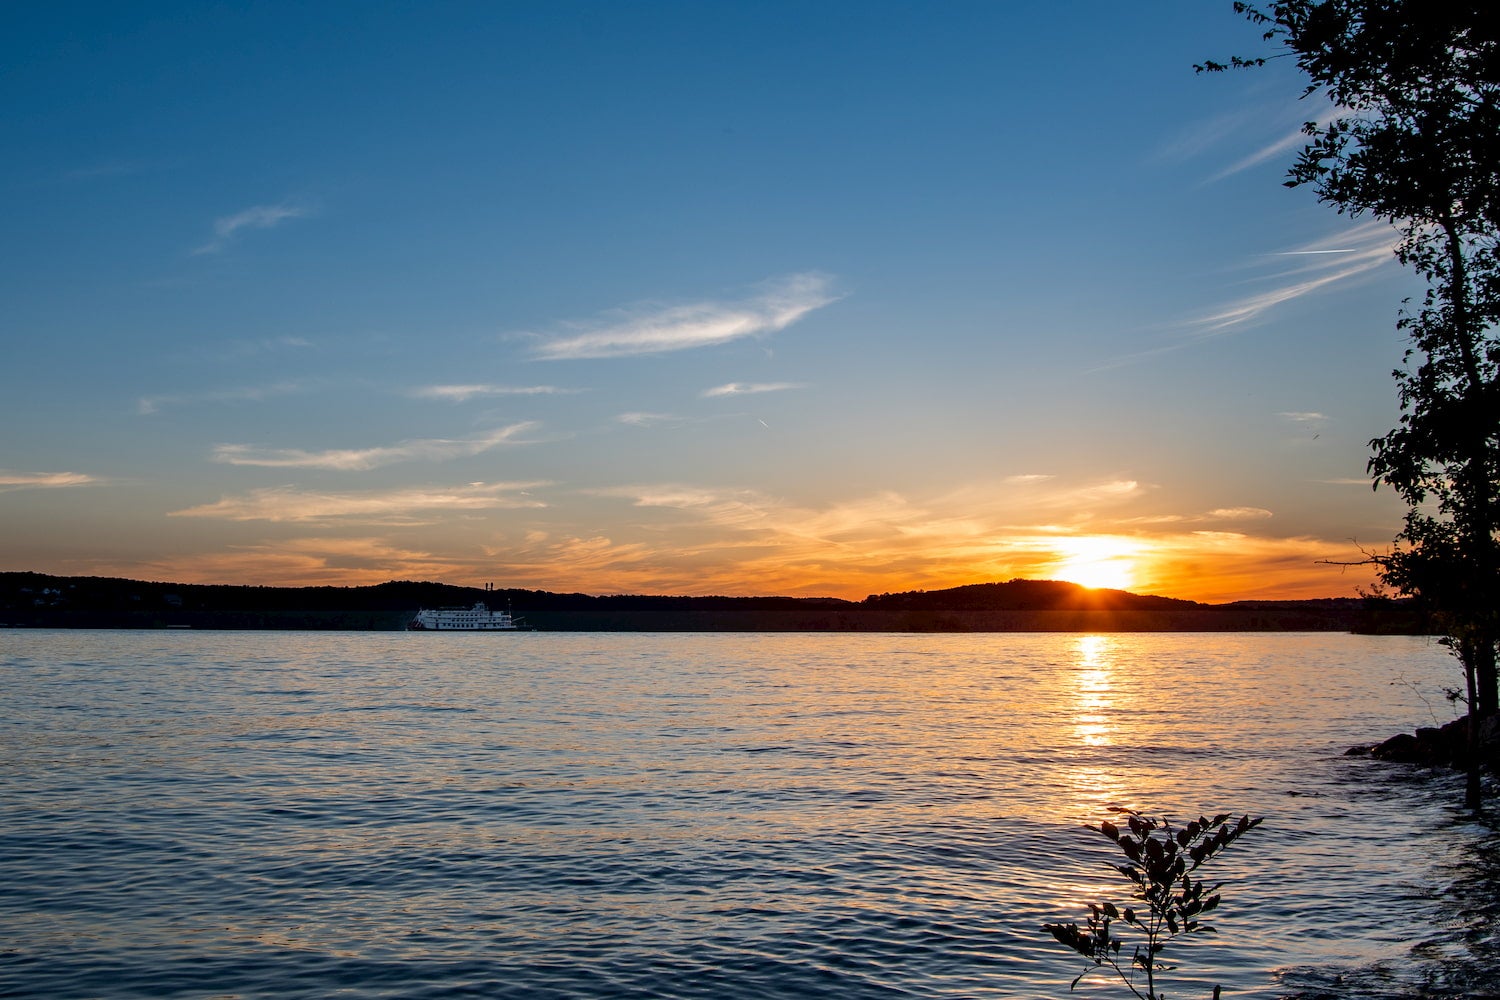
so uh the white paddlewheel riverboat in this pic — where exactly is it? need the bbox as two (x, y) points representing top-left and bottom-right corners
(408, 586), (522, 630)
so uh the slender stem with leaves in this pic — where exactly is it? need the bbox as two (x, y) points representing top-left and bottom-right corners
(1045, 806), (1263, 1000)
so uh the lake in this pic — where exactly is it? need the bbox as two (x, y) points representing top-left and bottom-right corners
(2, 630), (1496, 999)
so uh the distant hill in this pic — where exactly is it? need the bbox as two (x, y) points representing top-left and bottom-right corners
(0, 571), (1424, 633)
(863, 579), (1199, 612)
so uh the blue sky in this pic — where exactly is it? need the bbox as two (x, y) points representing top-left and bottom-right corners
(1, 2), (1415, 600)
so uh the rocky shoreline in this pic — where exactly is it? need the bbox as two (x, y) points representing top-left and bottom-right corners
(1348, 713), (1500, 768)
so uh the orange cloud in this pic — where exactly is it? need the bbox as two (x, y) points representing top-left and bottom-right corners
(121, 538), (466, 587)
(1134, 531), (1381, 603)
(74, 476), (1386, 602)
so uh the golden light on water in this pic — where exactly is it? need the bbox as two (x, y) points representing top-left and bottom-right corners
(1059, 635), (1131, 820)
(1072, 635), (1115, 748)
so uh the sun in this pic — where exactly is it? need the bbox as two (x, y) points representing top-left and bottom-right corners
(1050, 536), (1143, 592)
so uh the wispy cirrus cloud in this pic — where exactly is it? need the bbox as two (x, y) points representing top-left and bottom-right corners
(1120, 504), (1275, 526)
(1192, 220), (1398, 334)
(125, 538), (476, 587)
(1155, 108), (1268, 163)
(1205, 102), (1354, 184)
(408, 384), (582, 402)
(597, 476), (1148, 552)
(194, 202), (310, 255)
(211, 422), (539, 470)
(531, 272), (841, 360)
(1086, 223), (1398, 371)
(169, 481), (548, 524)
(1159, 101), (1344, 185)
(0, 470), (102, 492)
(1084, 221), (1404, 372)
(700, 381), (807, 399)
(1279, 410), (1330, 444)
(138, 380), (308, 415)
(615, 412), (682, 428)
(1205, 122), (1313, 183)
(1085, 221), (1395, 370)
(1207, 506), (1274, 520)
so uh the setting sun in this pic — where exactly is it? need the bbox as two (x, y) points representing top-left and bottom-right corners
(1049, 536), (1143, 591)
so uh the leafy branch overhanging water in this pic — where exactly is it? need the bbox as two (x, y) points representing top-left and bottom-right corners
(1045, 807), (1263, 1000)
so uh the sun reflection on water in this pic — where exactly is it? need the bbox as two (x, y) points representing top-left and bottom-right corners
(1056, 634), (1133, 822)
(1072, 635), (1114, 748)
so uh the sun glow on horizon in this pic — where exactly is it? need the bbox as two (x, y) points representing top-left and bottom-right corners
(1049, 536), (1145, 592)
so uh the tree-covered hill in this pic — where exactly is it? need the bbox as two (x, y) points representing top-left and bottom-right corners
(0, 572), (1419, 632)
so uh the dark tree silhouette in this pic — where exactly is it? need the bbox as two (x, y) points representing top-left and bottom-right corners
(1202, 1), (1500, 809)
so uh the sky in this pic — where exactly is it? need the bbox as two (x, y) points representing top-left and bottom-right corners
(1, 1), (1422, 603)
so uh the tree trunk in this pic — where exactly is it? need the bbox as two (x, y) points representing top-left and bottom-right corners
(1464, 641), (1485, 813)
(1476, 640), (1498, 718)
(1444, 219), (1500, 720)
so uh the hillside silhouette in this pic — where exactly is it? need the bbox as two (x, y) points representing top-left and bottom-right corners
(0, 572), (1418, 633)
(864, 579), (1199, 612)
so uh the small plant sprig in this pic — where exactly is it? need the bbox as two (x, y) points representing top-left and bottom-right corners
(1044, 805), (1263, 1000)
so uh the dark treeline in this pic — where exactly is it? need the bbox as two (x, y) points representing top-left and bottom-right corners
(864, 580), (1199, 612)
(0, 572), (1423, 633)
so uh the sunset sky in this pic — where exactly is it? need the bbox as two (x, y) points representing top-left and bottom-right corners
(2, 2), (1418, 602)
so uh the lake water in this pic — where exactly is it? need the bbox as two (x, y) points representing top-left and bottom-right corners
(3, 630), (1497, 999)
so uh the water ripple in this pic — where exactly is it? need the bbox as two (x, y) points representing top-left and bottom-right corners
(2, 630), (1494, 998)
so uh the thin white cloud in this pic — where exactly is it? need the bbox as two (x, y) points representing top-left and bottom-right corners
(1158, 100), (1339, 179)
(615, 412), (679, 427)
(168, 481), (549, 524)
(1155, 108), (1266, 163)
(1074, 480), (1142, 504)
(211, 422), (538, 470)
(1199, 268), (1366, 330)
(138, 380), (307, 415)
(1208, 507), (1274, 520)
(1270, 249), (1359, 256)
(1005, 474), (1055, 486)
(1279, 411), (1327, 423)
(1179, 221), (1401, 343)
(700, 381), (807, 399)
(409, 384), (581, 402)
(1087, 223), (1397, 372)
(599, 476), (1145, 539)
(0, 470), (102, 492)
(194, 202), (310, 255)
(531, 273), (840, 360)
(1120, 503), (1280, 528)
(1207, 123), (1311, 183)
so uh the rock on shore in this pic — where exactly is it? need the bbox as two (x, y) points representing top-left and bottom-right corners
(1347, 713), (1500, 768)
